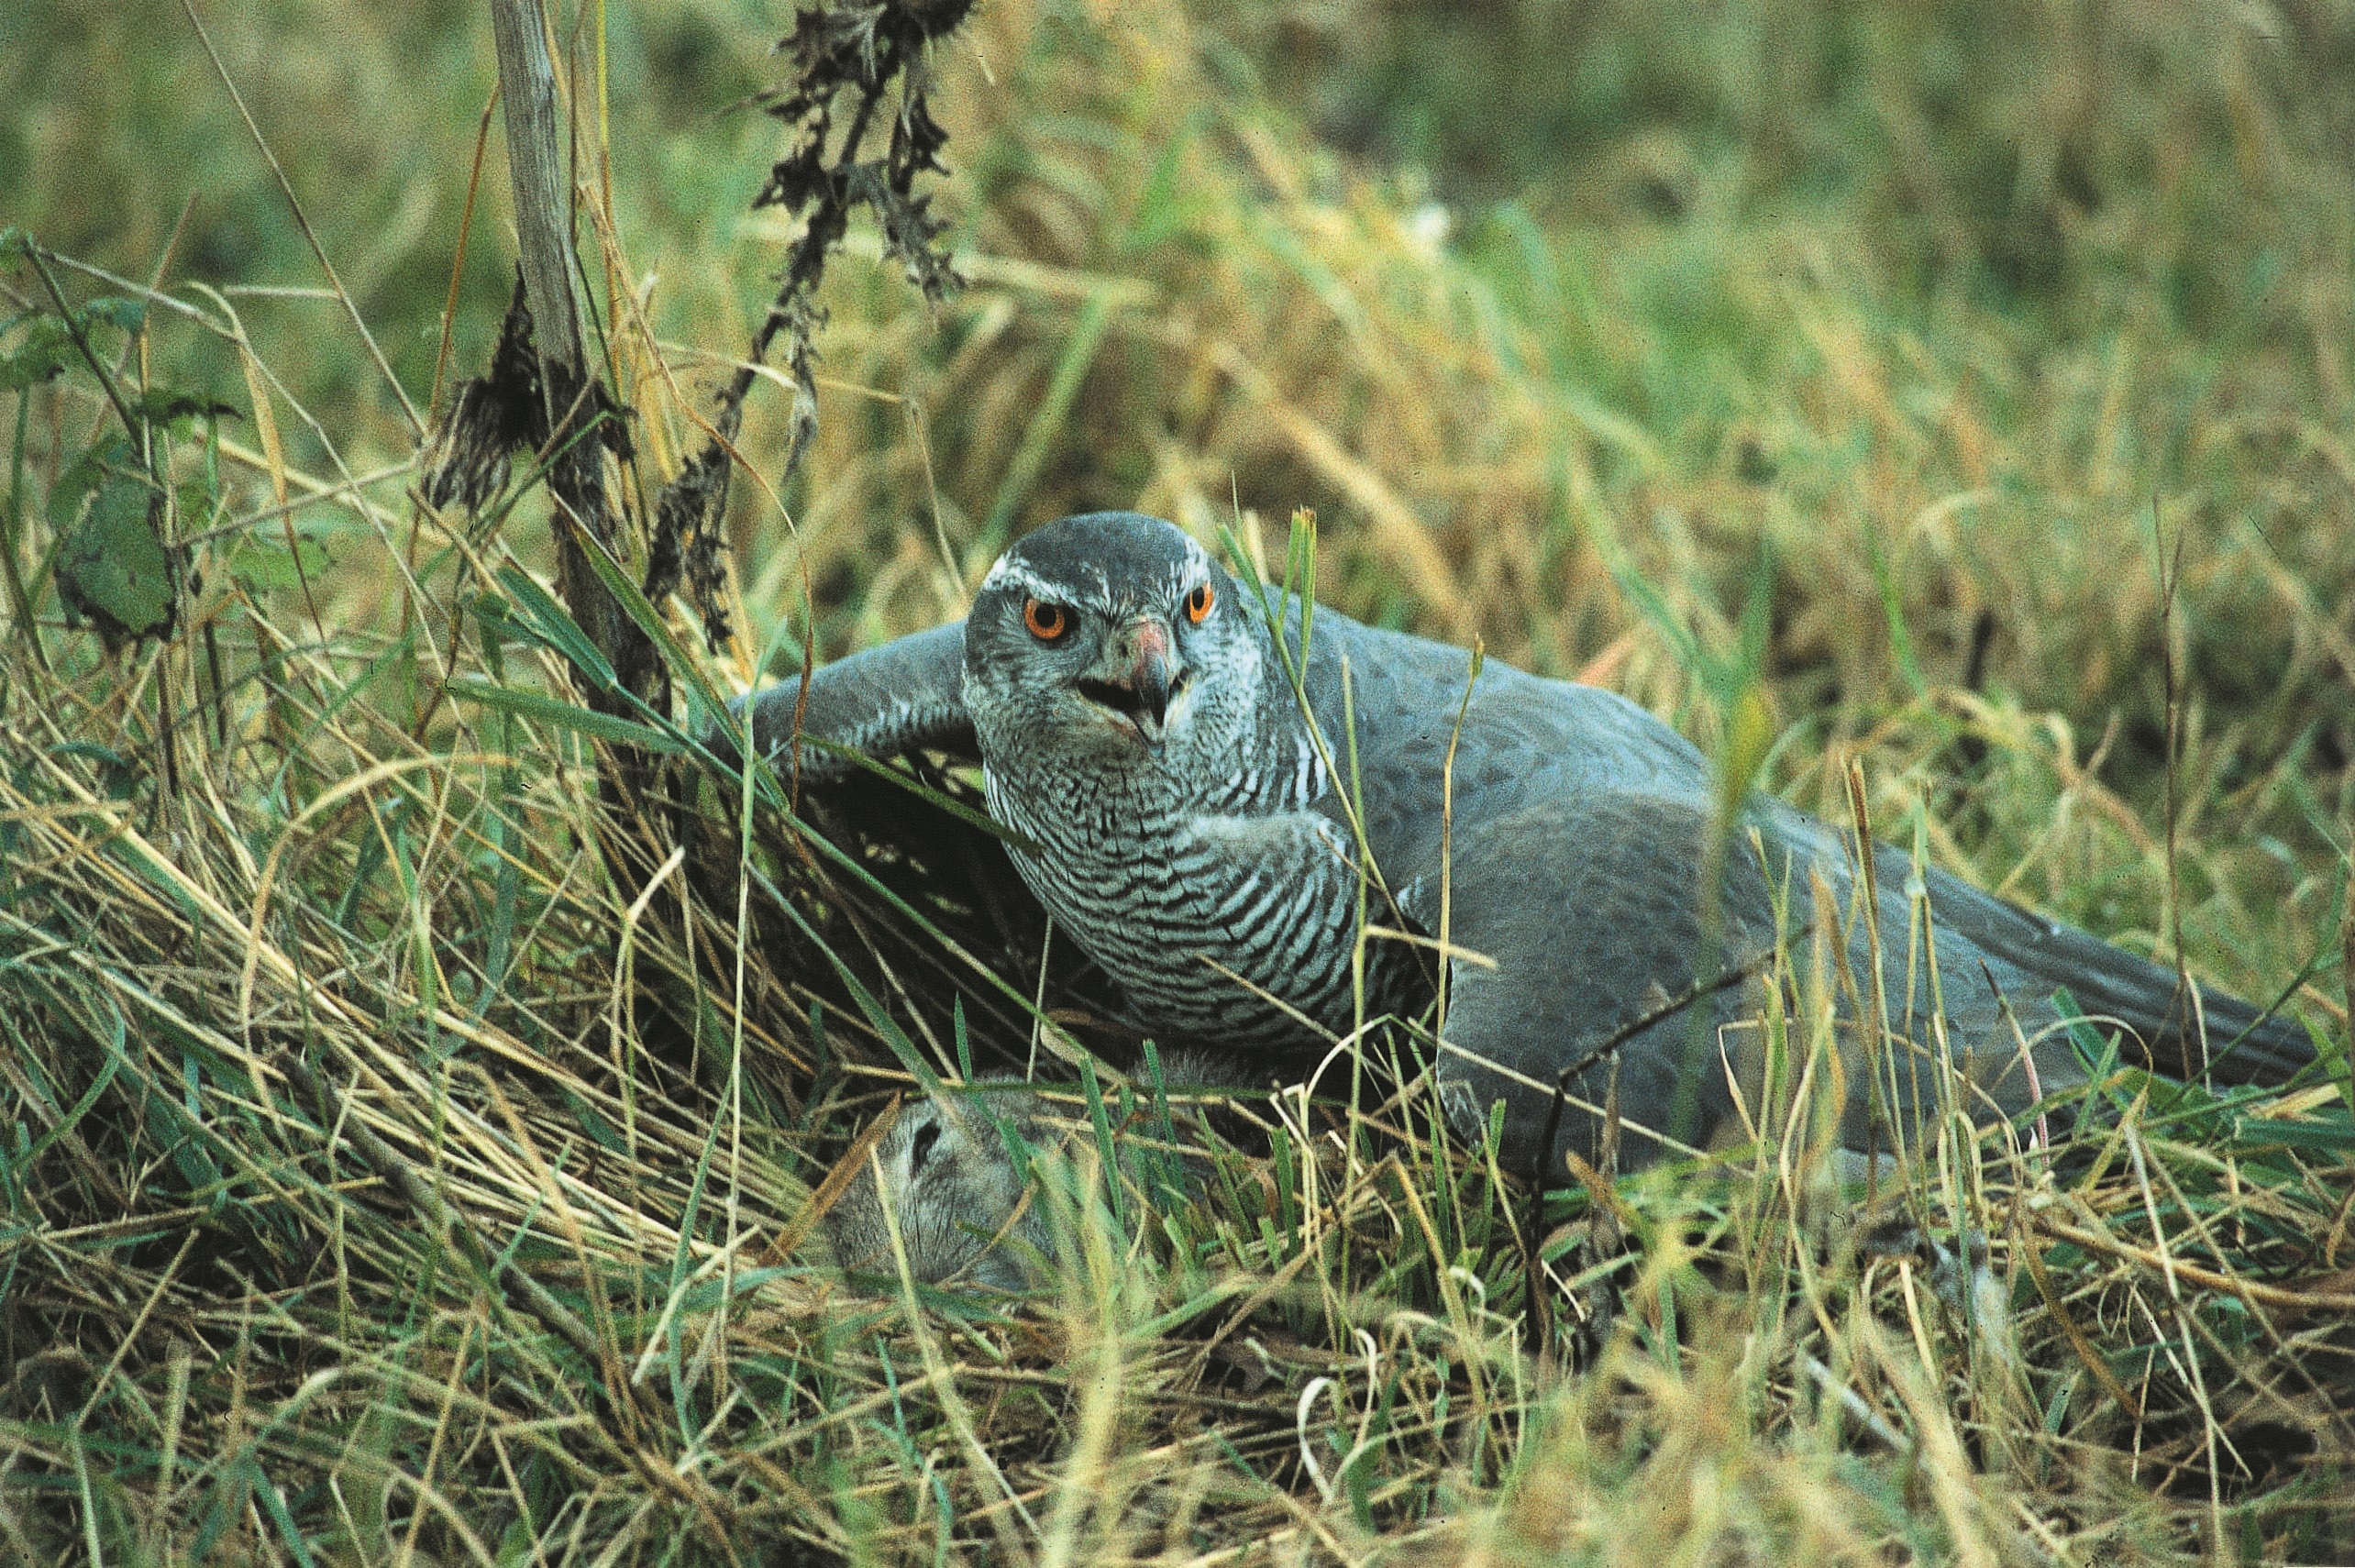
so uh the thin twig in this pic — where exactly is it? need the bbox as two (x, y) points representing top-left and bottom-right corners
(2153, 505), (2205, 1084)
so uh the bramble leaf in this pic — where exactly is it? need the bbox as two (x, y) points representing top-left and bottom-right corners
(57, 472), (178, 649)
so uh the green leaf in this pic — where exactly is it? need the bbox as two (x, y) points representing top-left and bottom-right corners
(0, 297), (149, 392)
(0, 315), (79, 390)
(227, 532), (330, 592)
(47, 436), (130, 533)
(19, 1014), (120, 1173)
(56, 473), (176, 649)
(1868, 528), (1927, 697)
(563, 517), (735, 726)
(1079, 1055), (1125, 1231)
(1122, 106), (1213, 253)
(493, 566), (616, 689)
(2227, 1113), (2355, 1154)
(79, 297), (149, 335)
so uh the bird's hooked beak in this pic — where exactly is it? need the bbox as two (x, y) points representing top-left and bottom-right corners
(1078, 615), (1186, 742)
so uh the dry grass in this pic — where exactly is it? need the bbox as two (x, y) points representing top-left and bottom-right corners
(3, 0), (2353, 1562)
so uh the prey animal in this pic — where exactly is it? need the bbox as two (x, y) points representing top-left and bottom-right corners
(824, 1053), (1229, 1289)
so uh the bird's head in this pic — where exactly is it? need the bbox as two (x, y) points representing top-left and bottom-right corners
(962, 513), (1271, 785)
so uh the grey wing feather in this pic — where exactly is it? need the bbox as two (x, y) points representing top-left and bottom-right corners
(1285, 603), (1711, 907)
(1746, 794), (2317, 1088)
(1430, 792), (1780, 1167)
(1267, 602), (2314, 1138)
(1428, 786), (2316, 1180)
(722, 620), (976, 781)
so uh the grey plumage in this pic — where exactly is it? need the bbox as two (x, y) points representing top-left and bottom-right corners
(744, 512), (2317, 1178)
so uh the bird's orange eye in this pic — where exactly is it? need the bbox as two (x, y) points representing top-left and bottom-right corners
(1184, 581), (1214, 624)
(1023, 598), (1069, 641)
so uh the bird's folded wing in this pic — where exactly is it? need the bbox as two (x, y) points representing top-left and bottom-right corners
(721, 620), (976, 781)
(1731, 793), (2317, 1091)
(1292, 608), (1713, 908)
(1288, 597), (2319, 1096)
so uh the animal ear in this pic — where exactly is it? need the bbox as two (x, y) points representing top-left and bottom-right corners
(907, 1115), (943, 1176)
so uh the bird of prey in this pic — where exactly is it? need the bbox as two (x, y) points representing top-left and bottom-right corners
(736, 511), (2317, 1179)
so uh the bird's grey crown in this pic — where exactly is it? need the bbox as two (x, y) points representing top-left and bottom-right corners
(976, 509), (1216, 619)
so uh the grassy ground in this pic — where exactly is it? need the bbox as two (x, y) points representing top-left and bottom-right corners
(3, 0), (2352, 1562)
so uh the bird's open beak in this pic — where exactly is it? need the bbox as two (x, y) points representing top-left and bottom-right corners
(1078, 617), (1184, 740)
(1125, 621), (1175, 726)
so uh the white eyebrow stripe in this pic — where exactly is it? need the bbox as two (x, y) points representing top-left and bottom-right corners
(981, 556), (1122, 614)
(978, 558), (1064, 602)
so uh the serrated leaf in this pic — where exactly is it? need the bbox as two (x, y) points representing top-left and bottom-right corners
(0, 315), (79, 391)
(57, 474), (176, 649)
(0, 298), (150, 392)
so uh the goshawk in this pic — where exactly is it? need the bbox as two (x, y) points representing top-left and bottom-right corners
(739, 512), (2317, 1176)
